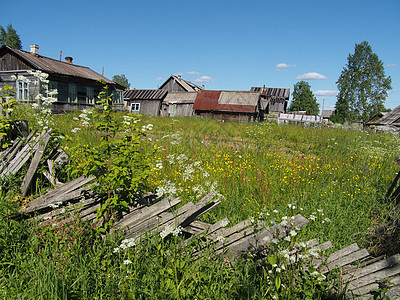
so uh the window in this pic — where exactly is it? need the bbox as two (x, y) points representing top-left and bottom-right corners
(86, 87), (95, 104)
(48, 81), (58, 100)
(68, 84), (77, 103)
(131, 103), (140, 112)
(113, 90), (123, 104)
(17, 80), (29, 101)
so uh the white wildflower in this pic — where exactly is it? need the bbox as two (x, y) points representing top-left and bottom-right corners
(113, 247), (120, 253)
(289, 230), (297, 237)
(71, 127), (81, 134)
(220, 219), (229, 227)
(216, 235), (225, 242)
(284, 236), (291, 242)
(123, 259), (132, 265)
(263, 235), (272, 243)
(172, 226), (182, 237)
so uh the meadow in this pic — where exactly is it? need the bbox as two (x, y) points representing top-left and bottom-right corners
(1, 109), (399, 299)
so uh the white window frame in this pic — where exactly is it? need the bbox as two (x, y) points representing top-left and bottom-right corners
(68, 83), (77, 103)
(131, 103), (140, 112)
(86, 87), (95, 104)
(16, 80), (29, 101)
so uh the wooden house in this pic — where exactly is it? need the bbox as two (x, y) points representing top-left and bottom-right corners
(193, 90), (260, 122)
(0, 45), (124, 112)
(159, 75), (202, 92)
(123, 89), (167, 116)
(160, 92), (197, 117)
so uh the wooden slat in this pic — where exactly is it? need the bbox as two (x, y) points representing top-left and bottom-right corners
(115, 195), (179, 230)
(1, 132), (40, 178)
(343, 254), (400, 283)
(223, 214), (309, 258)
(327, 243), (360, 263)
(185, 217), (230, 246)
(21, 129), (53, 196)
(322, 249), (370, 274)
(348, 264), (400, 291)
(20, 176), (95, 214)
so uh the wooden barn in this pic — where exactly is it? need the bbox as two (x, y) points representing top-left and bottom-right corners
(159, 75), (202, 92)
(0, 45), (124, 112)
(123, 89), (167, 116)
(251, 87), (290, 120)
(193, 90), (260, 122)
(160, 92), (197, 117)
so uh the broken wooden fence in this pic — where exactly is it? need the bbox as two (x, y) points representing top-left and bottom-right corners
(3, 131), (400, 298)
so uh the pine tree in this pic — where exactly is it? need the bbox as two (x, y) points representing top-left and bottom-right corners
(289, 81), (319, 115)
(332, 41), (391, 125)
(0, 24), (22, 49)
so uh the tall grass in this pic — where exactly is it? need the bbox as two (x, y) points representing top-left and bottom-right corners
(1, 112), (398, 298)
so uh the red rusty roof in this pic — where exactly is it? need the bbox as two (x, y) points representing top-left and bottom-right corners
(193, 90), (259, 113)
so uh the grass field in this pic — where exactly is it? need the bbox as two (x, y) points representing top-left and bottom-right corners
(1, 111), (399, 299)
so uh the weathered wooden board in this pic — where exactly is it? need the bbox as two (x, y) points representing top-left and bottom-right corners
(21, 129), (53, 196)
(343, 254), (400, 283)
(322, 249), (370, 274)
(347, 264), (400, 291)
(19, 176), (95, 215)
(114, 195), (180, 230)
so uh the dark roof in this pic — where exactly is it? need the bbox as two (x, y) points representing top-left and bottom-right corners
(123, 89), (167, 100)
(378, 106), (400, 125)
(251, 87), (290, 99)
(193, 90), (259, 113)
(159, 75), (202, 92)
(0, 45), (114, 84)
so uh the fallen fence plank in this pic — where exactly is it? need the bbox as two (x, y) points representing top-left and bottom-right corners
(327, 243), (360, 263)
(347, 264), (400, 291)
(115, 195), (179, 230)
(21, 129), (53, 196)
(343, 254), (400, 283)
(322, 249), (370, 274)
(20, 176), (95, 215)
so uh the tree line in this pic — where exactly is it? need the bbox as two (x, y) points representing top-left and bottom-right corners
(289, 41), (392, 126)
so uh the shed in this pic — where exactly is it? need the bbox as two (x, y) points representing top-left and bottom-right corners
(193, 90), (260, 122)
(159, 75), (202, 92)
(374, 106), (400, 126)
(322, 110), (335, 120)
(0, 45), (123, 112)
(160, 92), (197, 117)
(123, 89), (167, 116)
(251, 87), (290, 119)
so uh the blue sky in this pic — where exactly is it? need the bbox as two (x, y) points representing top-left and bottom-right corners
(1, 0), (399, 111)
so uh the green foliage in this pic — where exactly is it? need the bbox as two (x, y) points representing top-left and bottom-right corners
(289, 81), (319, 115)
(333, 41), (392, 125)
(68, 84), (153, 231)
(0, 24), (22, 49)
(112, 74), (131, 89)
(0, 85), (17, 149)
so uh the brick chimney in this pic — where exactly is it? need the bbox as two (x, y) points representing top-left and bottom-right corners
(30, 44), (39, 55)
(65, 57), (73, 64)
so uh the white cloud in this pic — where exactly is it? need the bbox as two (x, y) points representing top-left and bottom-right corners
(186, 71), (201, 75)
(156, 77), (163, 81)
(194, 76), (214, 83)
(314, 90), (338, 96)
(296, 72), (327, 80)
(276, 63), (296, 68)
(387, 64), (397, 67)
